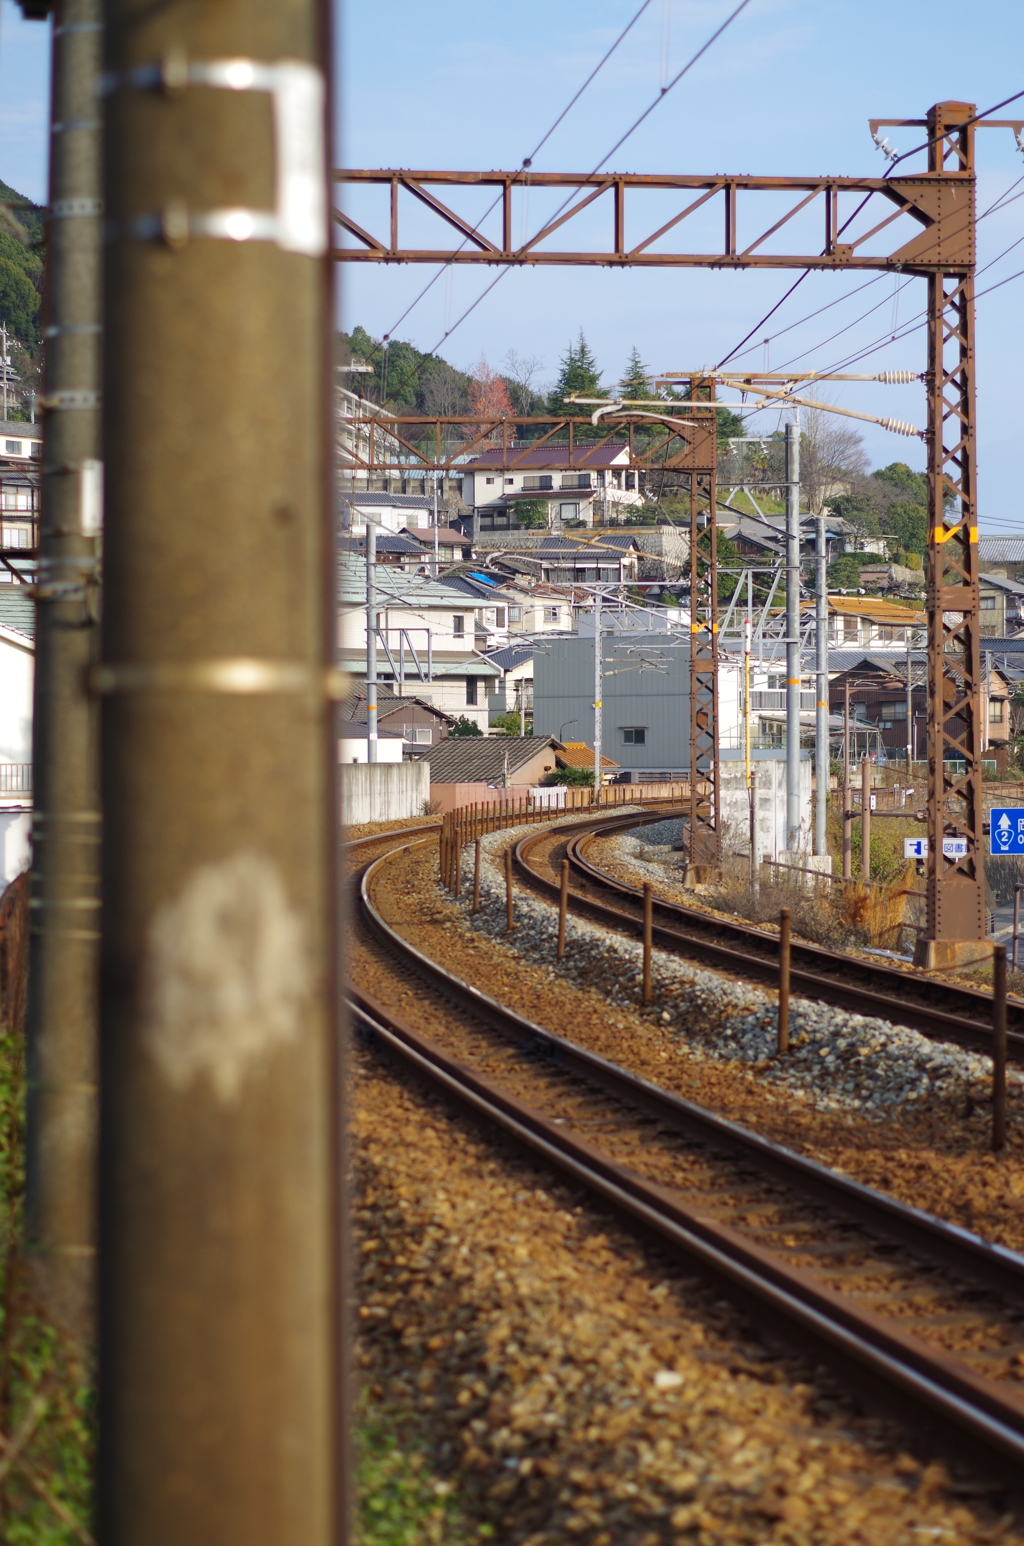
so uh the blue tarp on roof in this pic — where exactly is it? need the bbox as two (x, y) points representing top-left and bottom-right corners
(467, 570), (500, 586)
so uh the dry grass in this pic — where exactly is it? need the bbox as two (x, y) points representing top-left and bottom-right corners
(709, 858), (920, 954)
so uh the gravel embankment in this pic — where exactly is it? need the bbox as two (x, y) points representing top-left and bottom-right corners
(357, 1049), (1021, 1545)
(459, 826), (1016, 1123)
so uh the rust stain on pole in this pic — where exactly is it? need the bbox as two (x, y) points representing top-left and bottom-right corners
(777, 908), (791, 1054)
(98, 0), (344, 1538)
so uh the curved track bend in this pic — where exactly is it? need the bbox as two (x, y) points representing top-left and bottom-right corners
(512, 810), (1024, 1060)
(349, 819), (1024, 1487)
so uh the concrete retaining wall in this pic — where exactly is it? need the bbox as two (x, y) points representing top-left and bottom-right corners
(341, 761), (430, 826)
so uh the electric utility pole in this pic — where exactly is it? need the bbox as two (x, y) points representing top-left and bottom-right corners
(99, 1), (344, 1541)
(20, 0), (103, 1350)
(785, 419), (801, 852)
(593, 587), (603, 798)
(815, 511), (828, 857)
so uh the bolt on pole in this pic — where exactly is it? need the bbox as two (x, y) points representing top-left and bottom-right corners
(22, 0), (103, 1350)
(785, 420), (801, 854)
(98, 0), (344, 1539)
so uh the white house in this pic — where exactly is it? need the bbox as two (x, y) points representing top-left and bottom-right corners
(462, 441), (645, 533)
(338, 554), (498, 730)
(0, 590), (34, 882)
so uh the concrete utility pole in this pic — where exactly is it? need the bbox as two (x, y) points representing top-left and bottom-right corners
(21, 0), (103, 1349)
(906, 630), (914, 771)
(366, 519), (377, 762)
(593, 588), (603, 798)
(100, 0), (344, 1541)
(814, 512), (828, 857)
(785, 420), (801, 852)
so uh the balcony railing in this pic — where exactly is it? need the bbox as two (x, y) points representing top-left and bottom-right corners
(0, 764), (32, 794)
(749, 690), (817, 711)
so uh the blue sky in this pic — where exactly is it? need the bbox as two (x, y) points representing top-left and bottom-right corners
(2, 0), (1021, 522)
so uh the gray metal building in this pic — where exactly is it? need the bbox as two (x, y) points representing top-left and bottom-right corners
(532, 632), (691, 772)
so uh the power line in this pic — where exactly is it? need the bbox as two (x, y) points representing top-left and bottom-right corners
(351, 0), (656, 377)
(420, 0), (754, 372)
(716, 93), (1024, 372)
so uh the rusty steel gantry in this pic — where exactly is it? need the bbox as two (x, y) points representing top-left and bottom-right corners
(335, 101), (1007, 959)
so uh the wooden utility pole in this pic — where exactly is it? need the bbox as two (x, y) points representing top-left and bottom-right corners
(99, 0), (344, 1541)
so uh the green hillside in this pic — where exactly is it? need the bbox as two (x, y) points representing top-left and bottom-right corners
(0, 179), (43, 350)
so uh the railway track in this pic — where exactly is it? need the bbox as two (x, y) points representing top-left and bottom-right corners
(511, 808), (1024, 1061)
(349, 822), (1024, 1487)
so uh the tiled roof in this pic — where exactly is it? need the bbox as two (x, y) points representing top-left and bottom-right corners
(482, 644), (534, 671)
(413, 735), (562, 783)
(978, 537), (1024, 563)
(556, 742), (619, 770)
(0, 586), (34, 640)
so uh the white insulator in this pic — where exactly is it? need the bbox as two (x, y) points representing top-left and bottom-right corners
(880, 417), (921, 437)
(875, 370), (918, 384)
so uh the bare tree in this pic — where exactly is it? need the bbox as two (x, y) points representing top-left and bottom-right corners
(501, 348), (544, 414)
(421, 358), (469, 418)
(800, 405), (869, 515)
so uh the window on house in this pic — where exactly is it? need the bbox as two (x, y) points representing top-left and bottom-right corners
(4, 442), (19, 455)
(544, 606), (560, 623)
(990, 699), (1005, 723)
(509, 606), (523, 623)
(453, 615), (465, 635)
(465, 677), (478, 705)
(495, 607), (506, 627)
(505, 478), (514, 485)
(621, 727), (646, 745)
(560, 473), (591, 489)
(879, 702), (907, 721)
(522, 475), (553, 491)
(485, 476), (495, 485)
(843, 617), (859, 637)
(980, 595), (997, 610)
(625, 472), (636, 490)
(403, 726), (432, 744)
(559, 503), (579, 521)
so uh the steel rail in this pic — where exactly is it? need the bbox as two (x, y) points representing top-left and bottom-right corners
(352, 844), (1024, 1480)
(511, 812), (1024, 1059)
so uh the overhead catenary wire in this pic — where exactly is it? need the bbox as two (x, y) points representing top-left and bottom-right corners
(412, 0), (755, 373)
(351, 0), (657, 380)
(716, 93), (1024, 374)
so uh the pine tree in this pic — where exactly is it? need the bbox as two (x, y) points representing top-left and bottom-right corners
(620, 346), (651, 401)
(547, 331), (604, 415)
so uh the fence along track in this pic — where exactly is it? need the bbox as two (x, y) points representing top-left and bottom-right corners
(354, 831), (1024, 1487)
(507, 812), (1023, 1060)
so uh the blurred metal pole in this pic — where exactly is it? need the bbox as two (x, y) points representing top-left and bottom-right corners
(785, 420), (801, 851)
(814, 512), (828, 857)
(99, 0), (344, 1540)
(365, 519), (377, 762)
(22, 0), (103, 1350)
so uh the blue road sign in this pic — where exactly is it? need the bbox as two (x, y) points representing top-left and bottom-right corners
(990, 808), (1024, 855)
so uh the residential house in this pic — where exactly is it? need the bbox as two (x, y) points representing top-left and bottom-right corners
(337, 553), (499, 730)
(338, 685), (455, 756)
(402, 526), (474, 565)
(463, 441), (644, 532)
(411, 734), (565, 805)
(827, 651), (1013, 771)
(979, 571), (1024, 636)
(477, 643), (536, 726)
(554, 742), (619, 777)
(339, 490), (435, 535)
(477, 533), (642, 586)
(338, 530), (429, 573)
(0, 422), (40, 562)
(812, 596), (925, 650)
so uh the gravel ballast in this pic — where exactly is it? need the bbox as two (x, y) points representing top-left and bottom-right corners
(357, 1049), (1022, 1545)
(457, 825), (1016, 1124)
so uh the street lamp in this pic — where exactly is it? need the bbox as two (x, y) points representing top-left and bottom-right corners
(559, 718), (578, 741)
